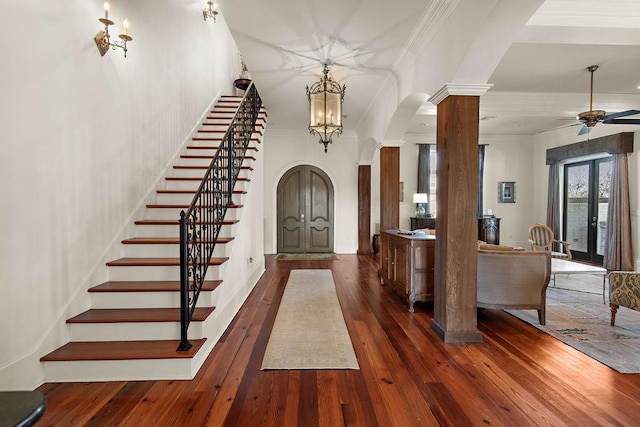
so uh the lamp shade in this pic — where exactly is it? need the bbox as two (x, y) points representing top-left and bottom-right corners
(413, 193), (429, 204)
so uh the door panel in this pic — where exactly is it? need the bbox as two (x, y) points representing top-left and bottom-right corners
(279, 169), (305, 252)
(277, 165), (334, 253)
(563, 157), (610, 264)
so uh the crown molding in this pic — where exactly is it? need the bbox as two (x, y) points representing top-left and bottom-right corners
(429, 83), (494, 105)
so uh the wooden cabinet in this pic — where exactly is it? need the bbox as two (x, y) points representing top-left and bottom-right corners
(379, 229), (435, 312)
(478, 216), (501, 245)
(410, 217), (436, 230)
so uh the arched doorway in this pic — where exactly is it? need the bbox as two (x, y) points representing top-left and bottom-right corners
(277, 165), (334, 253)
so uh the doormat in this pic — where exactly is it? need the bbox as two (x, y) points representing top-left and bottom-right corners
(275, 253), (338, 260)
(262, 269), (359, 369)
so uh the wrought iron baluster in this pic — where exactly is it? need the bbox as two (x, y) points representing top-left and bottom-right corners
(177, 83), (261, 351)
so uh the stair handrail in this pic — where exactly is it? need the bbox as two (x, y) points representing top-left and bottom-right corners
(178, 83), (262, 351)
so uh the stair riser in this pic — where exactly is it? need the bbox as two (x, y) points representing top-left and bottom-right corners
(132, 222), (237, 238)
(89, 290), (213, 309)
(122, 242), (230, 258)
(42, 358), (198, 382)
(143, 207), (240, 220)
(169, 168), (250, 179)
(163, 179), (247, 192)
(154, 192), (246, 206)
(68, 321), (204, 342)
(176, 157), (255, 167)
(108, 264), (223, 281)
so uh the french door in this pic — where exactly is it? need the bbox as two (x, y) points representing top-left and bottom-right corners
(563, 157), (611, 264)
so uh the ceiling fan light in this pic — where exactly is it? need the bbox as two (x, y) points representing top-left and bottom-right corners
(577, 109), (606, 127)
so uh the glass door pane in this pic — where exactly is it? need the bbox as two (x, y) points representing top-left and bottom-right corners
(565, 163), (590, 253)
(596, 159), (611, 258)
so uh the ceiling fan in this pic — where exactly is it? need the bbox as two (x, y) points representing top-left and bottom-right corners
(574, 65), (640, 135)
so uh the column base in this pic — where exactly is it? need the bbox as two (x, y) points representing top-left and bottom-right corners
(430, 319), (483, 343)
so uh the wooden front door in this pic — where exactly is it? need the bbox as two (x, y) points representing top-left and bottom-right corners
(277, 165), (334, 253)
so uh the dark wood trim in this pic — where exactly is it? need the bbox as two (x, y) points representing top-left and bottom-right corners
(546, 132), (634, 165)
(357, 164), (373, 255)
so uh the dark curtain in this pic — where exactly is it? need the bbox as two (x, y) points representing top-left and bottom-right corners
(546, 162), (560, 252)
(478, 145), (485, 218)
(417, 144), (431, 194)
(604, 153), (634, 271)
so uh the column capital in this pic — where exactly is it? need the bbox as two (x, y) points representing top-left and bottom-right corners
(357, 160), (372, 166)
(429, 83), (493, 106)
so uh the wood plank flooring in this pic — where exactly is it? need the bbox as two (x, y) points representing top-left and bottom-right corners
(37, 254), (640, 426)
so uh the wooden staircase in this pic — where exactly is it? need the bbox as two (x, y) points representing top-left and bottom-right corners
(41, 96), (266, 382)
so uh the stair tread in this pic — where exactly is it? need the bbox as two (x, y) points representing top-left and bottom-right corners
(134, 219), (239, 225)
(106, 257), (228, 267)
(179, 154), (256, 160)
(145, 204), (243, 209)
(41, 339), (206, 361)
(122, 237), (233, 244)
(165, 176), (250, 181)
(197, 129), (263, 135)
(156, 189), (247, 194)
(173, 165), (252, 170)
(66, 307), (214, 323)
(201, 123), (264, 129)
(186, 145), (259, 150)
(191, 138), (261, 144)
(89, 280), (223, 292)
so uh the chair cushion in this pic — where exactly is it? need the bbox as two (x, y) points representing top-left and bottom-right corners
(610, 272), (640, 311)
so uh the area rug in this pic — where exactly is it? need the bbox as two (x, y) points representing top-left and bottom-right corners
(261, 269), (359, 370)
(275, 253), (338, 260)
(506, 273), (640, 373)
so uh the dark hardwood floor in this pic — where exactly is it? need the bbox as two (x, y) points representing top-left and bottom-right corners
(38, 254), (640, 426)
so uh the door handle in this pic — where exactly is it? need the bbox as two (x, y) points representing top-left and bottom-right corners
(301, 214), (305, 223)
(591, 216), (597, 227)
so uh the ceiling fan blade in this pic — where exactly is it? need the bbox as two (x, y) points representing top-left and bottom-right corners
(603, 109), (640, 120)
(578, 125), (590, 136)
(602, 118), (640, 125)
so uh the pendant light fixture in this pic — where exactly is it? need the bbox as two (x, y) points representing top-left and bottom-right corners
(306, 64), (346, 152)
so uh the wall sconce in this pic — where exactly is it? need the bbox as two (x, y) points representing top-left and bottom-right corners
(203, 1), (218, 22)
(94, 2), (133, 58)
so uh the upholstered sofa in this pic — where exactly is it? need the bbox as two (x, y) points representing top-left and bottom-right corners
(477, 248), (552, 324)
(609, 272), (640, 326)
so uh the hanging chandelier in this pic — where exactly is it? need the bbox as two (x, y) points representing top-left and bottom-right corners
(306, 64), (346, 153)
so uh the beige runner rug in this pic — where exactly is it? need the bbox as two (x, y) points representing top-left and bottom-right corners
(261, 269), (359, 370)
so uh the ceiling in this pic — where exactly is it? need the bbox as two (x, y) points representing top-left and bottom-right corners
(220, 0), (640, 140)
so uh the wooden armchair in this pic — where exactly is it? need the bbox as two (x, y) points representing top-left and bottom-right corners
(528, 223), (572, 260)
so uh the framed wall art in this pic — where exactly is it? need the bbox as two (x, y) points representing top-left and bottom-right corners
(498, 181), (515, 203)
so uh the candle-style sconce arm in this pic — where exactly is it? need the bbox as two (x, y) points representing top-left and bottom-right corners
(94, 4), (132, 58)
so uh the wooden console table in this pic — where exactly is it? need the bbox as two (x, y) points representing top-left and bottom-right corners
(379, 229), (435, 312)
(410, 216), (501, 245)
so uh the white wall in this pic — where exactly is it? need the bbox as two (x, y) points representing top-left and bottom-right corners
(262, 129), (359, 254)
(0, 0), (241, 389)
(480, 135), (537, 247)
